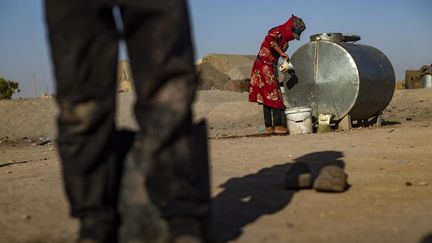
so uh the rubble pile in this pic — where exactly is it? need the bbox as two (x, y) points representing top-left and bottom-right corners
(196, 54), (255, 92)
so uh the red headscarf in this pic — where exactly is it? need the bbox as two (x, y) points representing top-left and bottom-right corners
(277, 15), (306, 41)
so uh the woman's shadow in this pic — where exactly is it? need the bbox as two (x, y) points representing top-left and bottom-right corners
(212, 150), (346, 242)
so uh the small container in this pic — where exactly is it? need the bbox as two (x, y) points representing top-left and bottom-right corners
(317, 113), (333, 133)
(278, 60), (294, 74)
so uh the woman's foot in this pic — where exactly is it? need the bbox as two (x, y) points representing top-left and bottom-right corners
(265, 127), (274, 135)
(274, 126), (288, 134)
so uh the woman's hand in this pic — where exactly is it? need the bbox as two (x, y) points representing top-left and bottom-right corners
(271, 42), (289, 61)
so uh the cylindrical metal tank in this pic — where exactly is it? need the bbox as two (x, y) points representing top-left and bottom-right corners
(285, 33), (395, 121)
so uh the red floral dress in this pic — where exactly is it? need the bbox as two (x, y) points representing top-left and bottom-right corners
(249, 17), (296, 109)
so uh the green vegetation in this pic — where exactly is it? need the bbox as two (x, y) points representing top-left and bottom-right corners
(0, 77), (20, 99)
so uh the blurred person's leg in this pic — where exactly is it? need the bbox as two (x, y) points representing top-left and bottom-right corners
(45, 1), (131, 241)
(118, 0), (210, 241)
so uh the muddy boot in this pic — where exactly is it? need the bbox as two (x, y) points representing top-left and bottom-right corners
(313, 165), (348, 192)
(283, 162), (312, 189)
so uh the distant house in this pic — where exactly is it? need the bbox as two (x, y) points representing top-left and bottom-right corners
(405, 64), (432, 89)
(405, 69), (422, 89)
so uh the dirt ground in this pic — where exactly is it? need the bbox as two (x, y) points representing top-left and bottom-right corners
(1, 88), (432, 243)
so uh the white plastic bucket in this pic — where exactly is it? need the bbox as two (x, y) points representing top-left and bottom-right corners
(285, 107), (313, 135)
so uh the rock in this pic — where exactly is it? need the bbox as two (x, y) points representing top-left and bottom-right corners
(200, 54), (254, 80)
(418, 181), (429, 186)
(222, 79), (249, 92)
(197, 62), (229, 90)
(196, 54), (255, 92)
(314, 165), (348, 192)
(37, 140), (50, 146)
(0, 136), (9, 143)
(37, 137), (52, 146)
(284, 162), (312, 189)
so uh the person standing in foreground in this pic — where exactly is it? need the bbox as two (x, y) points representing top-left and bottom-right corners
(249, 15), (306, 135)
(45, 0), (210, 242)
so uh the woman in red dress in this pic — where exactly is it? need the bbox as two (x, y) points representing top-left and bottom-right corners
(249, 15), (306, 134)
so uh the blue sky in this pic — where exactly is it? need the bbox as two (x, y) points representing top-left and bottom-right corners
(0, 0), (431, 98)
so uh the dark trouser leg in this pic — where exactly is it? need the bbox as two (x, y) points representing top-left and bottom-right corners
(45, 1), (129, 241)
(263, 105), (273, 127)
(119, 0), (210, 240)
(264, 105), (283, 127)
(270, 62), (285, 127)
(273, 108), (283, 126)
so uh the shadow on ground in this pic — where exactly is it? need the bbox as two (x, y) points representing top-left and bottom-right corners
(420, 232), (432, 243)
(212, 150), (345, 242)
(381, 120), (402, 126)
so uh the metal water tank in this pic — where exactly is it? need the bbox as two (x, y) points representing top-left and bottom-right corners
(285, 33), (395, 122)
